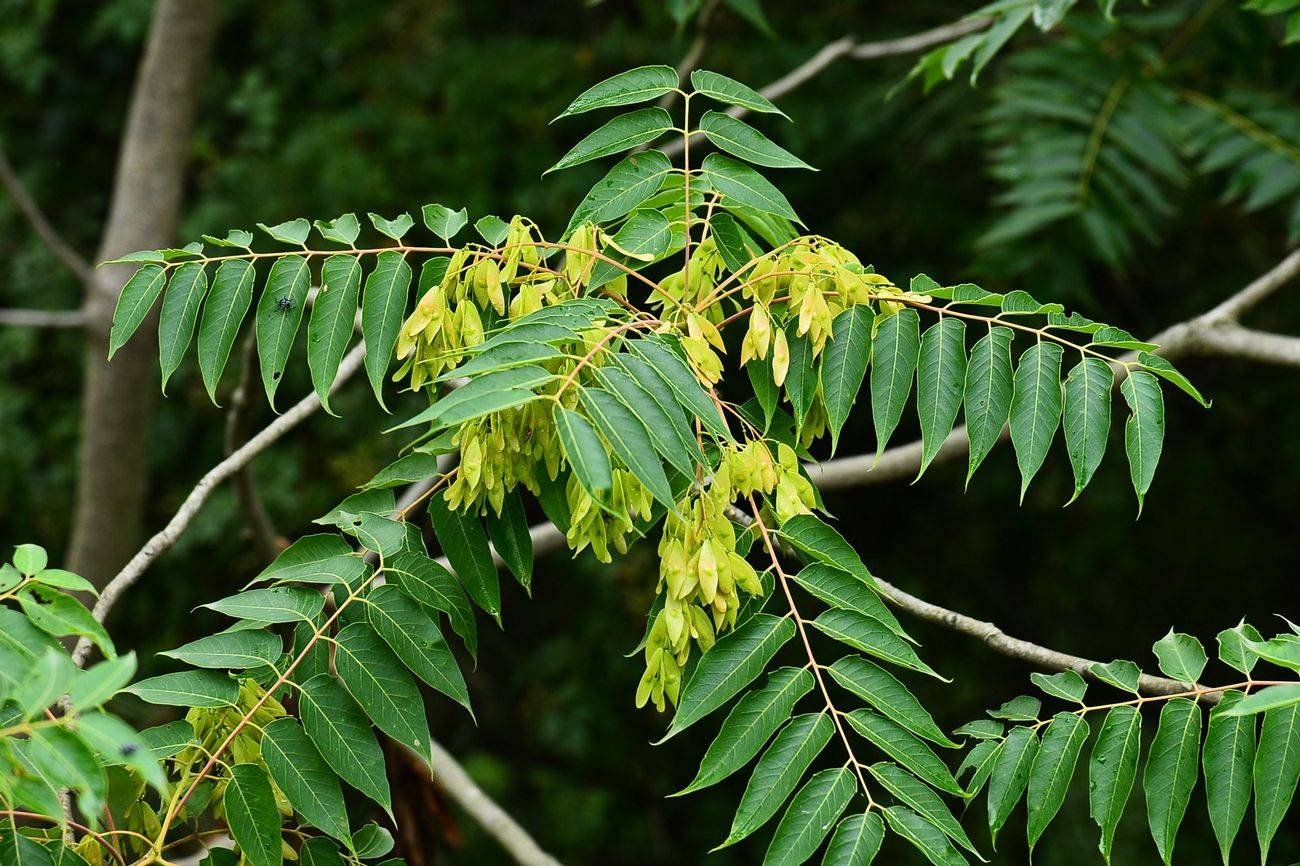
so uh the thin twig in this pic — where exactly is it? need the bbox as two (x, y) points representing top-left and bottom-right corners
(0, 142), (93, 283)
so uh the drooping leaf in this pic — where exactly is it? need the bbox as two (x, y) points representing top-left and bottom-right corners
(783, 324), (816, 430)
(124, 670), (238, 708)
(334, 622), (432, 757)
(261, 717), (350, 844)
(1089, 705), (1142, 864)
(625, 337), (732, 441)
(662, 614), (795, 741)
(827, 656), (958, 748)
(1009, 342), (1064, 501)
(702, 153), (802, 224)
(556, 65), (679, 118)
(674, 667), (813, 796)
(1136, 352), (1209, 407)
(867, 762), (980, 856)
(298, 673), (392, 813)
(1061, 358), (1113, 503)
(810, 609), (945, 680)
(963, 326), (1014, 486)
(547, 108), (674, 173)
(884, 805), (969, 866)
(427, 494), (500, 618)
(158, 261), (208, 392)
(1203, 691), (1255, 864)
(308, 254), (362, 414)
(18, 587), (115, 658)
(225, 763), (281, 866)
(789, 563), (906, 640)
(1120, 370), (1165, 513)
(351, 823), (395, 859)
(579, 386), (675, 509)
(1144, 698), (1202, 865)
(709, 211), (759, 273)
(361, 251), (413, 409)
(75, 712), (167, 794)
(843, 711), (963, 795)
(699, 111), (812, 170)
(870, 308), (921, 458)
(987, 726), (1040, 845)
(822, 812), (885, 866)
(366, 585), (471, 714)
(916, 318), (968, 478)
(554, 405), (612, 496)
(254, 255), (311, 407)
(1026, 711), (1089, 854)
(595, 365), (700, 476)
(486, 490), (533, 592)
(690, 70), (788, 118)
(1223, 683), (1300, 715)
(779, 514), (876, 589)
(388, 551), (477, 660)
(108, 264), (167, 358)
(820, 305), (873, 453)
(717, 713), (834, 848)
(762, 766), (855, 865)
(1253, 702), (1300, 864)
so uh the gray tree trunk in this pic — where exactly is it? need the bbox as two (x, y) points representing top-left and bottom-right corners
(67, 0), (222, 584)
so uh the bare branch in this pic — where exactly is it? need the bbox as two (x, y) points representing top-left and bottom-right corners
(659, 17), (991, 157)
(0, 142), (93, 283)
(73, 343), (367, 665)
(0, 308), (86, 328)
(809, 247), (1300, 490)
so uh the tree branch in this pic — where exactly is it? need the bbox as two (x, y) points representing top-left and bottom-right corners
(223, 332), (285, 561)
(0, 142), (93, 283)
(0, 308), (86, 328)
(659, 16), (990, 157)
(808, 247), (1300, 490)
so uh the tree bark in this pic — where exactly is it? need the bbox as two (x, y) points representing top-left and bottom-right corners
(68, 0), (222, 584)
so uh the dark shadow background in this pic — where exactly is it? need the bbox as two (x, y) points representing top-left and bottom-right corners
(1, 1), (1297, 863)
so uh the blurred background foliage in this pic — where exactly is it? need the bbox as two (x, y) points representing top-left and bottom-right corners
(2, 0), (1298, 863)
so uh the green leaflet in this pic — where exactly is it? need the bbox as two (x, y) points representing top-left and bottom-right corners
(1009, 342), (1063, 502)
(1204, 691), (1255, 864)
(350, 824), (394, 858)
(314, 212), (361, 245)
(1120, 370), (1165, 513)
(962, 326), (1014, 486)
(439, 343), (562, 382)
(309, 254), (362, 414)
(870, 309), (921, 458)
(1144, 698), (1201, 865)
(709, 211), (758, 273)
(334, 622), (432, 758)
(675, 666), (813, 796)
(368, 211), (412, 241)
(821, 305), (873, 453)
(390, 366), (553, 432)
(197, 260), (256, 397)
(565, 152), (673, 235)
(784, 323), (817, 431)
(388, 551), (477, 660)
(822, 811), (885, 866)
(1091, 659), (1141, 693)
(987, 726), (1039, 845)
(615, 351), (714, 455)
(261, 717), (351, 844)
(718, 713), (834, 848)
(202, 586), (325, 623)
(779, 514), (876, 589)
(298, 673), (392, 813)
(662, 614), (795, 741)
(251, 534), (366, 587)
(475, 214), (510, 245)
(139, 720), (195, 759)
(690, 70), (788, 118)
(763, 766), (855, 866)
(1216, 621), (1264, 674)
(958, 740), (1001, 798)
(789, 563), (906, 640)
(1136, 352), (1209, 407)
(579, 386), (675, 509)
(160, 630), (281, 669)
(606, 209), (672, 260)
(701, 153), (802, 224)
(595, 365), (699, 476)
(420, 204), (467, 241)
(626, 336), (732, 441)
(1061, 357), (1113, 503)
(867, 762), (980, 857)
(124, 670), (238, 708)
(844, 711), (963, 795)
(1089, 706), (1142, 865)
(828, 656), (958, 748)
(255, 254), (310, 407)
(548, 108), (673, 172)
(884, 805), (968, 866)
(18, 587), (114, 658)
(225, 764), (281, 866)
(427, 494), (500, 618)
(699, 111), (812, 170)
(810, 609), (945, 680)
(1030, 670), (1086, 703)
(1254, 702), (1300, 864)
(554, 404), (612, 496)
(361, 251), (413, 409)
(22, 726), (106, 816)
(916, 318), (967, 478)
(299, 837), (346, 866)
(1225, 683), (1300, 715)
(556, 65), (678, 118)
(12, 650), (72, 719)
(69, 653), (137, 711)
(259, 218), (310, 244)
(367, 585), (471, 714)
(1026, 711), (1089, 854)
(108, 263), (167, 358)
(486, 490), (533, 592)
(76, 712), (167, 794)
(340, 511), (407, 559)
(0, 827), (56, 866)
(1152, 631), (1207, 683)
(158, 261), (208, 392)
